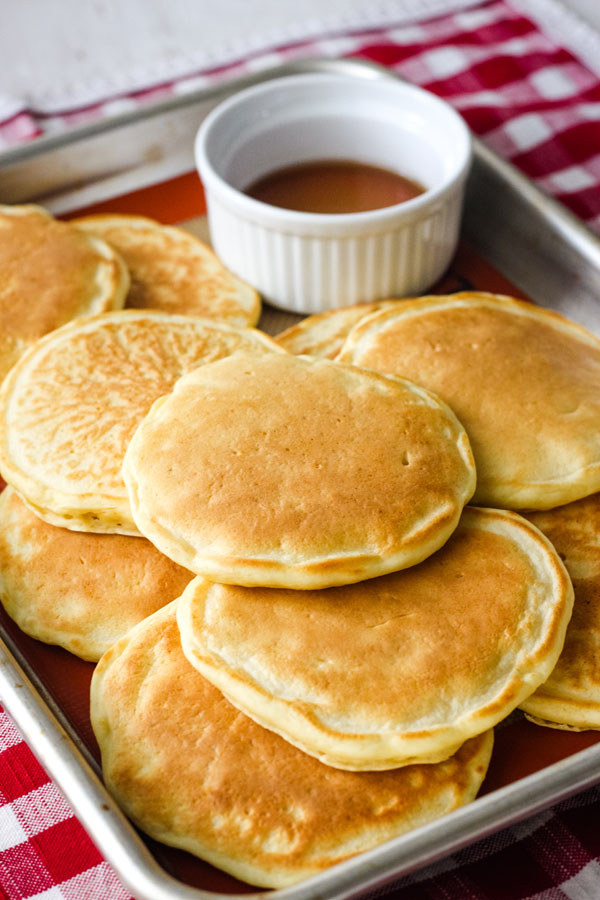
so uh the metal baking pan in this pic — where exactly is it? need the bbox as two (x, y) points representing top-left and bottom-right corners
(1, 57), (600, 900)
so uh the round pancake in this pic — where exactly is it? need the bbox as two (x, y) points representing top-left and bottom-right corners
(176, 507), (572, 770)
(0, 204), (129, 383)
(0, 310), (283, 535)
(274, 299), (398, 359)
(123, 353), (476, 588)
(0, 487), (192, 661)
(91, 602), (493, 889)
(73, 213), (260, 326)
(337, 291), (600, 510)
(520, 493), (600, 730)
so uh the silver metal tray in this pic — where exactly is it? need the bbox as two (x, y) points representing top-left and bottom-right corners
(1, 57), (600, 900)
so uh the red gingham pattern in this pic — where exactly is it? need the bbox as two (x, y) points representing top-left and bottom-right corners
(351, 1), (600, 229)
(0, 709), (131, 899)
(1, 2), (600, 898)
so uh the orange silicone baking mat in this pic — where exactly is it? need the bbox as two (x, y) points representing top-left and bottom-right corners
(3, 168), (597, 894)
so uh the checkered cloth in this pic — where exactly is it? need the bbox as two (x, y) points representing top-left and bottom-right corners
(1, 1), (600, 898)
(0, 713), (130, 899)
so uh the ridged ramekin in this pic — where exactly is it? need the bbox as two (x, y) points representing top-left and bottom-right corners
(195, 73), (472, 315)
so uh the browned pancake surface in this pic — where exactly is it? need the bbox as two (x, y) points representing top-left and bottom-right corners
(0, 204), (128, 380)
(177, 507), (572, 769)
(522, 493), (600, 729)
(74, 213), (260, 326)
(0, 488), (192, 660)
(0, 311), (282, 534)
(274, 299), (398, 358)
(338, 292), (600, 509)
(91, 603), (493, 888)
(124, 353), (476, 587)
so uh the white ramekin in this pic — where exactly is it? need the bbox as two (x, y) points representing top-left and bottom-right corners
(195, 73), (472, 315)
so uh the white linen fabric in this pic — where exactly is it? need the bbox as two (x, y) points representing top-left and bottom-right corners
(4, 0), (585, 120)
(2, 0), (599, 122)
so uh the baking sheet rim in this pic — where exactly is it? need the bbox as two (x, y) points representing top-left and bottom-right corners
(0, 56), (599, 900)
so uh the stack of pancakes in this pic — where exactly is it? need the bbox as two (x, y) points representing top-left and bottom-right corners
(0, 205), (596, 888)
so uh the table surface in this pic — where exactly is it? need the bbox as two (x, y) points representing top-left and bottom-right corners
(1, 2), (600, 899)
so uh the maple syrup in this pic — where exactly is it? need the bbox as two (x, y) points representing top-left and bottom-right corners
(244, 159), (425, 214)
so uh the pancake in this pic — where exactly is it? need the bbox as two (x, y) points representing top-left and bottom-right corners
(0, 204), (129, 383)
(0, 487), (192, 661)
(123, 353), (476, 589)
(91, 602), (493, 888)
(177, 507), (572, 771)
(274, 299), (398, 359)
(73, 213), (260, 326)
(0, 310), (283, 535)
(520, 493), (600, 730)
(337, 291), (600, 510)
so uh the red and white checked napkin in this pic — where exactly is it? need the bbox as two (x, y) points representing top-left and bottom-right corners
(0, 713), (129, 899)
(1, 1), (600, 898)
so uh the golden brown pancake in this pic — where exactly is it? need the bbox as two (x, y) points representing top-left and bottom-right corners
(0, 310), (283, 535)
(0, 204), (129, 383)
(73, 213), (260, 326)
(123, 353), (476, 588)
(520, 493), (600, 730)
(274, 299), (398, 359)
(91, 602), (493, 888)
(337, 291), (600, 510)
(0, 488), (193, 661)
(177, 507), (572, 770)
